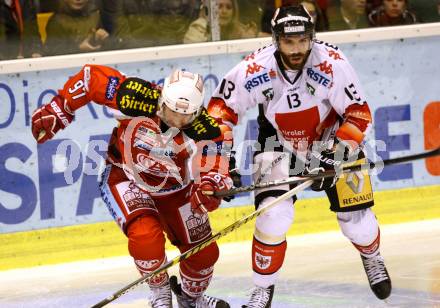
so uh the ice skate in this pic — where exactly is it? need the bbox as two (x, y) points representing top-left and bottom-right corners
(149, 280), (173, 308)
(242, 285), (274, 308)
(361, 253), (392, 300)
(169, 275), (230, 308)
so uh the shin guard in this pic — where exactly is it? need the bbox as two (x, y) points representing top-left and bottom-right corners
(127, 215), (168, 287)
(179, 242), (219, 298)
(252, 237), (287, 288)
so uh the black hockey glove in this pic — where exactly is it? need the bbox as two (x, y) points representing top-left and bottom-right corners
(304, 144), (350, 191)
(223, 151), (242, 202)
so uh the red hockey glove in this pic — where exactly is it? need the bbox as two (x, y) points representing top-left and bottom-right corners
(190, 172), (233, 215)
(31, 95), (74, 143)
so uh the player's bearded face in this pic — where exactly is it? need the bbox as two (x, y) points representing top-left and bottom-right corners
(161, 104), (194, 129)
(278, 34), (311, 70)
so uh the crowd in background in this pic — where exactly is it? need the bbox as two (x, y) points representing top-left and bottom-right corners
(1, 0), (439, 60)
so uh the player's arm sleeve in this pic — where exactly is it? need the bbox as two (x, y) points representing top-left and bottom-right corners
(58, 64), (125, 112)
(328, 58), (372, 148)
(192, 123), (233, 182)
(207, 60), (258, 127)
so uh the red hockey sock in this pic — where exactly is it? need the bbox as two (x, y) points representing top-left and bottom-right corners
(127, 215), (168, 287)
(352, 228), (381, 257)
(179, 242), (219, 298)
(252, 237), (287, 275)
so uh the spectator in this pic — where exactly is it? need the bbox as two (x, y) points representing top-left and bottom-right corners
(408, 0), (439, 23)
(315, 0), (330, 28)
(183, 0), (257, 43)
(260, 0), (295, 35)
(116, 0), (198, 48)
(259, 0), (328, 37)
(366, 0), (382, 15)
(38, 0), (61, 12)
(44, 0), (108, 56)
(327, 0), (370, 30)
(237, 0), (265, 33)
(368, 0), (417, 26)
(300, 0), (329, 31)
(0, 0), (42, 60)
(89, 0), (132, 50)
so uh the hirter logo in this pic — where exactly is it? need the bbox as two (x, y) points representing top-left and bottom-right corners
(314, 61), (334, 79)
(246, 62), (266, 78)
(255, 252), (272, 270)
(327, 49), (344, 61)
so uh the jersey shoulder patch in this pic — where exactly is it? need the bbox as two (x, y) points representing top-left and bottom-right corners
(183, 108), (222, 141)
(116, 77), (160, 117)
(242, 45), (278, 93)
(307, 41), (348, 88)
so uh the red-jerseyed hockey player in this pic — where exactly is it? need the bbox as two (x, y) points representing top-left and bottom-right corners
(207, 5), (391, 307)
(31, 66), (232, 308)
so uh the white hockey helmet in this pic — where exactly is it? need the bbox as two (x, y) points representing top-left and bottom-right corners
(158, 69), (205, 123)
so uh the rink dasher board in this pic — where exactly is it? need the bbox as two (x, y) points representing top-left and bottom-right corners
(1, 184), (439, 271)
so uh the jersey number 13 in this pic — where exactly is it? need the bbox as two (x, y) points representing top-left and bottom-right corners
(286, 93), (301, 108)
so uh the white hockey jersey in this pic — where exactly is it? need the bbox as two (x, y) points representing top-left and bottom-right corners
(209, 40), (372, 158)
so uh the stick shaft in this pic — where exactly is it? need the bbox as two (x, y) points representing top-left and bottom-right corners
(215, 147), (440, 198)
(91, 147), (440, 307)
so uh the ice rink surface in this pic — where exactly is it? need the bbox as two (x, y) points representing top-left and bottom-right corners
(1, 219), (440, 308)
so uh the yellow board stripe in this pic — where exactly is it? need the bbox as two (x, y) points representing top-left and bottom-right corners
(1, 185), (440, 271)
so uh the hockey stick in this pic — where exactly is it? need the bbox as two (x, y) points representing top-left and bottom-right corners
(214, 147), (440, 198)
(37, 130), (46, 141)
(90, 180), (313, 308)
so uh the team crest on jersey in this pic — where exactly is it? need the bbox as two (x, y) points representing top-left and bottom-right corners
(306, 82), (316, 96)
(262, 88), (274, 101)
(135, 153), (181, 177)
(255, 252), (272, 270)
(245, 62), (266, 77)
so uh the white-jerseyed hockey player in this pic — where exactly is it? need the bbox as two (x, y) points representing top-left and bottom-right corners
(207, 4), (392, 307)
